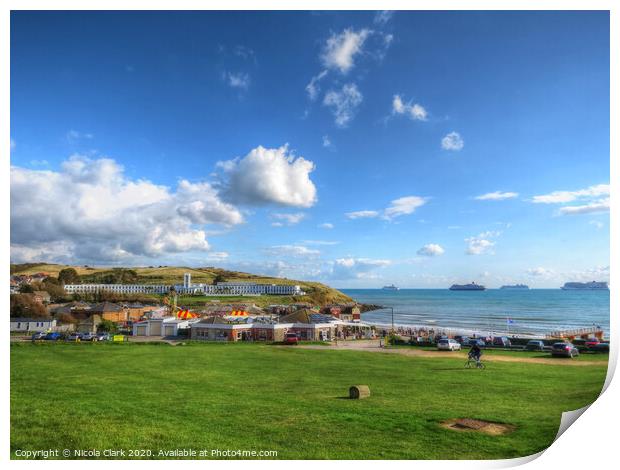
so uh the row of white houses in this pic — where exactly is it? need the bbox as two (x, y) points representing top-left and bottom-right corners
(64, 280), (305, 296)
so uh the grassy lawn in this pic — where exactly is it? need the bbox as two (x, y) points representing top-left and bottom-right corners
(11, 342), (607, 460)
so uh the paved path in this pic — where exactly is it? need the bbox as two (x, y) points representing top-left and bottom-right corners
(294, 340), (607, 366)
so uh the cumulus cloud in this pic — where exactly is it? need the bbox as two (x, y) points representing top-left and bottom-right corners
(392, 95), (428, 121)
(223, 71), (250, 90)
(218, 145), (317, 208)
(475, 191), (519, 201)
(10, 155), (244, 263)
(321, 28), (371, 74)
(330, 257), (391, 280)
(345, 210), (380, 219)
(441, 132), (464, 151)
(417, 244), (445, 257)
(319, 223), (334, 229)
(531, 184), (609, 204)
(465, 231), (500, 255)
(270, 212), (306, 226)
(323, 83), (363, 127)
(305, 70), (328, 100)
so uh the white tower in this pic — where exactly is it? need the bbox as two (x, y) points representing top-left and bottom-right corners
(183, 273), (191, 289)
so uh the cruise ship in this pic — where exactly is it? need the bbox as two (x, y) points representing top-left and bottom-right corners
(500, 284), (530, 290)
(561, 281), (609, 290)
(382, 284), (399, 291)
(449, 282), (486, 291)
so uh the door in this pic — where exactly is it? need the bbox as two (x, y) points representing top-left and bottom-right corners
(150, 322), (162, 336)
(136, 325), (147, 336)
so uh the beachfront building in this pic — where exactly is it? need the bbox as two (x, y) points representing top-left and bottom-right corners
(203, 282), (305, 296)
(63, 276), (305, 297)
(10, 317), (57, 332)
(64, 284), (169, 295)
(132, 317), (199, 337)
(190, 317), (292, 342)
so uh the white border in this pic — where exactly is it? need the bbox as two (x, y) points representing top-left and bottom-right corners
(2, 1), (617, 468)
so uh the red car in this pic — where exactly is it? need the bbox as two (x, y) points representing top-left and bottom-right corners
(585, 338), (601, 348)
(284, 332), (299, 345)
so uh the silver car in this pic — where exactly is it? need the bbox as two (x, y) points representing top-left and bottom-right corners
(437, 338), (461, 351)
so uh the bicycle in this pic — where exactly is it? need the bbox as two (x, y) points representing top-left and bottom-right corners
(465, 354), (485, 369)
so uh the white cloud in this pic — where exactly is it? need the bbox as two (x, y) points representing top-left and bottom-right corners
(417, 244), (445, 257)
(392, 95), (428, 121)
(322, 135), (332, 148)
(270, 212), (306, 226)
(330, 257), (391, 280)
(302, 240), (339, 246)
(589, 220), (604, 229)
(66, 129), (94, 142)
(10, 138), (16, 151)
(10, 155), (243, 263)
(531, 184), (609, 204)
(218, 145), (317, 208)
(345, 210), (380, 219)
(267, 245), (320, 258)
(558, 198), (609, 215)
(384, 196), (427, 219)
(526, 267), (555, 278)
(323, 83), (363, 127)
(305, 70), (328, 100)
(475, 191), (519, 201)
(374, 10), (394, 25)
(224, 71), (250, 90)
(321, 28), (371, 74)
(346, 196), (427, 221)
(465, 231), (500, 255)
(319, 223), (334, 229)
(441, 132), (464, 151)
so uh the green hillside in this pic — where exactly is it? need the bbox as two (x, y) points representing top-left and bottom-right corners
(10, 263), (354, 306)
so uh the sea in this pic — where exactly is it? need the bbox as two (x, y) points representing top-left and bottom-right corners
(341, 289), (610, 338)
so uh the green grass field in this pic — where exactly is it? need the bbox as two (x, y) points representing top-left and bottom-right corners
(10, 342), (607, 460)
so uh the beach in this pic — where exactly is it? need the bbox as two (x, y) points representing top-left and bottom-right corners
(344, 288), (610, 338)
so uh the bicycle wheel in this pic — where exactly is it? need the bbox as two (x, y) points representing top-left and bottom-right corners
(465, 360), (473, 368)
(477, 361), (485, 369)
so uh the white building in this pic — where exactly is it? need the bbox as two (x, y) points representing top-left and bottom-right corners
(11, 318), (57, 332)
(64, 284), (169, 295)
(64, 274), (305, 296)
(132, 317), (199, 337)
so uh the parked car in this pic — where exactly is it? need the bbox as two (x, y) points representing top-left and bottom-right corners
(66, 332), (83, 342)
(31, 332), (47, 340)
(458, 336), (472, 345)
(284, 332), (299, 345)
(96, 332), (111, 341)
(492, 336), (512, 348)
(81, 332), (98, 341)
(525, 340), (546, 351)
(465, 338), (486, 348)
(437, 338), (461, 351)
(591, 343), (609, 353)
(585, 338), (601, 348)
(43, 332), (62, 341)
(551, 342), (579, 358)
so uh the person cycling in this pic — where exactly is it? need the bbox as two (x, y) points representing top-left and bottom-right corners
(468, 343), (483, 362)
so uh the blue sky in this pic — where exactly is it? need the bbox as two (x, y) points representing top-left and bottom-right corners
(10, 11), (610, 288)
